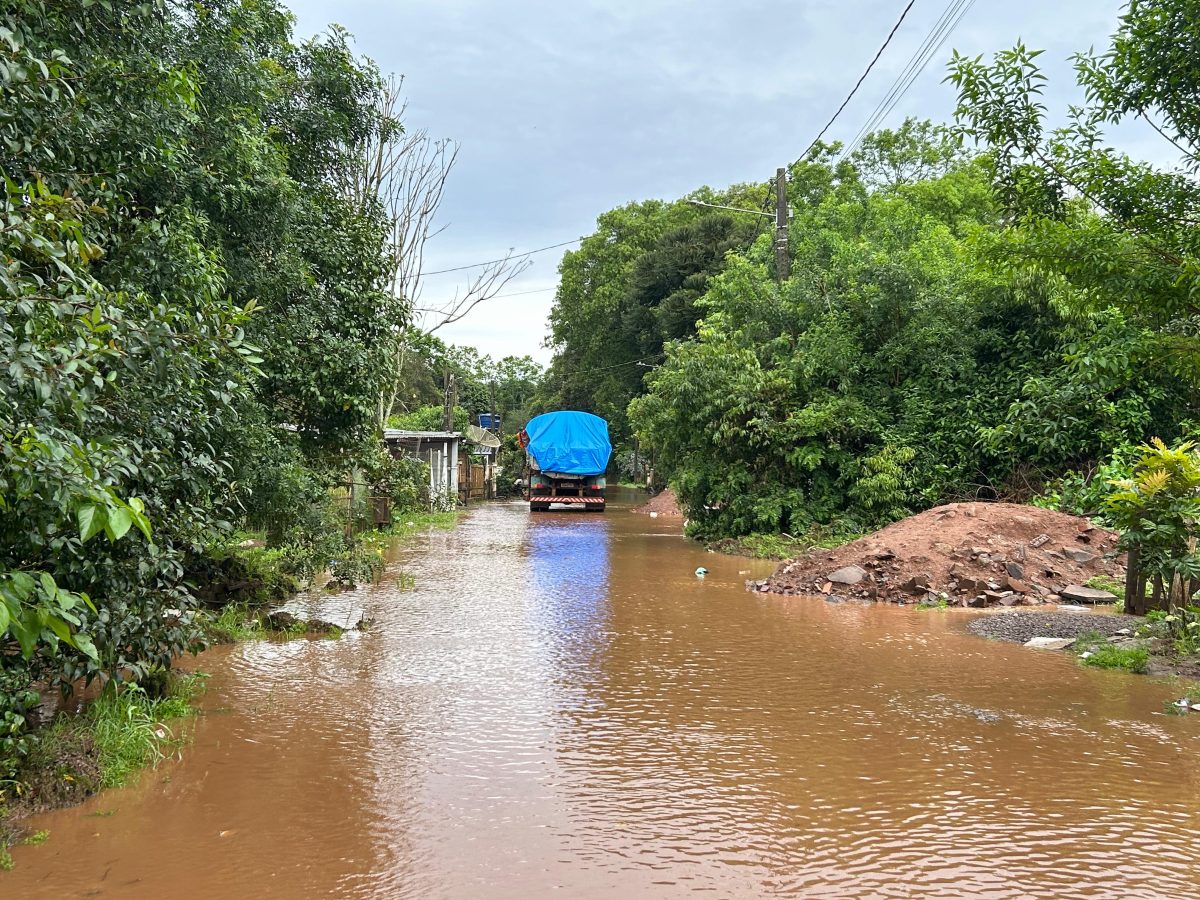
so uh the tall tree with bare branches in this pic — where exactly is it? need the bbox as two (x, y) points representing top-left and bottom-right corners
(348, 75), (529, 425)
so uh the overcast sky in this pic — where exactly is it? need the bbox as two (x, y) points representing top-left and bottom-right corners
(284, 0), (1156, 364)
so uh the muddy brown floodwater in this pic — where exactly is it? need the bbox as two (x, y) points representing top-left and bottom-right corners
(8, 491), (1200, 898)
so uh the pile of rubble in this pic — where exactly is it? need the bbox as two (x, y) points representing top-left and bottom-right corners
(750, 502), (1125, 607)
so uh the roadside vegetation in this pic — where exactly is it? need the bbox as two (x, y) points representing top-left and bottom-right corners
(0, 0), (494, 847)
(541, 0), (1200, 617)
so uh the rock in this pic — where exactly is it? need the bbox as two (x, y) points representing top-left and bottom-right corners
(999, 595), (1021, 607)
(1075, 532), (1091, 544)
(1005, 561), (1024, 579)
(1030, 533), (1051, 548)
(266, 598), (365, 633)
(828, 565), (866, 586)
(1059, 584), (1117, 604)
(901, 574), (933, 594)
(1002, 577), (1029, 594)
(1063, 548), (1098, 565)
(1025, 637), (1076, 650)
(820, 581), (833, 594)
(1014, 515), (1035, 527)
(968, 595), (988, 608)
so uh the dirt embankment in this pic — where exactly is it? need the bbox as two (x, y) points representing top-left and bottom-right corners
(754, 502), (1124, 607)
(633, 487), (684, 518)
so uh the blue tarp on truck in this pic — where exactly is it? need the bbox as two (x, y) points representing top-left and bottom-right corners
(524, 411), (612, 476)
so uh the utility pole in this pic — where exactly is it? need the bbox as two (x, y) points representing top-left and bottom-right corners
(441, 369), (456, 432)
(774, 167), (790, 282)
(489, 381), (499, 438)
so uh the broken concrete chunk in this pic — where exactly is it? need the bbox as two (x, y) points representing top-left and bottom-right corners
(1059, 584), (1117, 604)
(1030, 533), (1050, 548)
(1025, 637), (1076, 650)
(1063, 548), (1098, 565)
(828, 565), (866, 586)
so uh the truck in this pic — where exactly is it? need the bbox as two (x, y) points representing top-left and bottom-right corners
(519, 411), (612, 512)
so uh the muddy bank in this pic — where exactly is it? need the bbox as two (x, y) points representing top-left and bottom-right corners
(633, 486), (684, 518)
(756, 502), (1124, 607)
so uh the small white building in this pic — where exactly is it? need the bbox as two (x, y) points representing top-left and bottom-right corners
(383, 430), (462, 503)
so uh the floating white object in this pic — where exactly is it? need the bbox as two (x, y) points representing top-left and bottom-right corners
(649, 511), (658, 518)
(695, 567), (708, 577)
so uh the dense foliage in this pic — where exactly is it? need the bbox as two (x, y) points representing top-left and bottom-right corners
(539, 189), (764, 443)
(546, 2), (1200, 541)
(1, 0), (406, 777)
(630, 135), (1189, 537)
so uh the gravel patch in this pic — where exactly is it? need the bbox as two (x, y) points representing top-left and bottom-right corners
(968, 610), (1138, 645)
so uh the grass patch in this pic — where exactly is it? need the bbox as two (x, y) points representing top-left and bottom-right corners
(707, 528), (858, 561)
(88, 675), (204, 789)
(386, 510), (461, 542)
(1081, 644), (1150, 674)
(204, 602), (267, 643)
(21, 829), (48, 846)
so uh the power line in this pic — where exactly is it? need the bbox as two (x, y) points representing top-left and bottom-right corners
(840, 0), (978, 160)
(419, 238), (581, 276)
(559, 352), (668, 380)
(488, 286), (557, 300)
(797, 0), (919, 161)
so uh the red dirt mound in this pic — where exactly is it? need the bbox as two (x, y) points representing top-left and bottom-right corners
(754, 502), (1125, 607)
(634, 487), (684, 518)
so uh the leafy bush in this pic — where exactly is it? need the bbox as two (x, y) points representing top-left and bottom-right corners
(1105, 439), (1200, 613)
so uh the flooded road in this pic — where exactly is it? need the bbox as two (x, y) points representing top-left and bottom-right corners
(9, 493), (1200, 898)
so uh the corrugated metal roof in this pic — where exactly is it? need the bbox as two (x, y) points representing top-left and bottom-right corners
(382, 429), (461, 441)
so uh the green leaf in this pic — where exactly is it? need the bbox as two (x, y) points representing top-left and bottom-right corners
(47, 616), (72, 644)
(39, 572), (57, 600)
(78, 503), (105, 542)
(105, 506), (132, 541)
(73, 632), (99, 661)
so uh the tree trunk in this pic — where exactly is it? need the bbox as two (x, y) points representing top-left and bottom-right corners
(1124, 546), (1145, 615)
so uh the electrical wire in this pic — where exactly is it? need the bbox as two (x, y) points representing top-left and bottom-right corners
(839, 0), (979, 160)
(796, 0), (919, 162)
(558, 352), (668, 379)
(419, 238), (581, 276)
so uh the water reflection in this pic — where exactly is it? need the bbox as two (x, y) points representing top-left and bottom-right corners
(525, 513), (612, 687)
